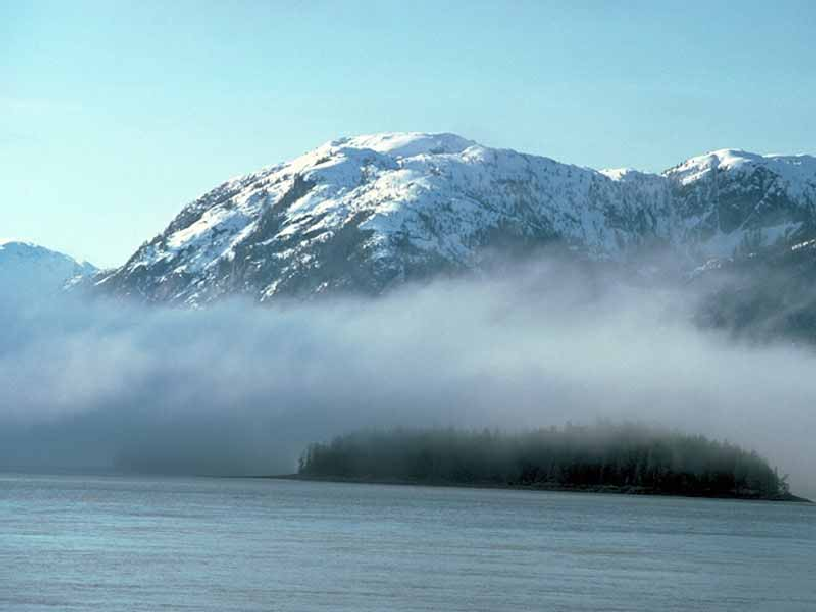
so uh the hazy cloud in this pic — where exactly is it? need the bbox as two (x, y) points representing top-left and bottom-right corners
(1, 259), (815, 497)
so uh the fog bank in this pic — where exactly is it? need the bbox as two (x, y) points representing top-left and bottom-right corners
(1, 260), (814, 497)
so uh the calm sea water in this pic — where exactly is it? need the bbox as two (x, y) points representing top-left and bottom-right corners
(1, 473), (814, 611)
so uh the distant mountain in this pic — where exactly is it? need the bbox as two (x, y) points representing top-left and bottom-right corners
(693, 237), (816, 343)
(90, 133), (816, 306)
(0, 240), (96, 303)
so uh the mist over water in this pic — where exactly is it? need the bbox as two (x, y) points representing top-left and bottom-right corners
(1, 258), (815, 497)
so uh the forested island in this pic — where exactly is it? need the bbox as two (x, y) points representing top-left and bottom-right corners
(293, 424), (809, 501)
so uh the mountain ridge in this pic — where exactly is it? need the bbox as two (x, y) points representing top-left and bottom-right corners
(1, 240), (97, 302)
(89, 132), (816, 306)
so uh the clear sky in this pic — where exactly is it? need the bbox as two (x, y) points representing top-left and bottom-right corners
(3, 0), (815, 267)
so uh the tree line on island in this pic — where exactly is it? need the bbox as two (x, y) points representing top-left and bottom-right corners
(297, 423), (797, 500)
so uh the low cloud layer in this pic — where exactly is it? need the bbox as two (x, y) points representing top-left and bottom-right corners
(1, 259), (815, 497)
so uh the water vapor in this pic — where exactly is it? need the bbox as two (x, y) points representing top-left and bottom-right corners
(1, 258), (814, 497)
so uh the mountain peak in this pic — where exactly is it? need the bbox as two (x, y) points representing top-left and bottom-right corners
(663, 148), (816, 188)
(325, 132), (478, 159)
(0, 238), (38, 248)
(665, 148), (761, 179)
(0, 240), (97, 269)
(0, 241), (97, 302)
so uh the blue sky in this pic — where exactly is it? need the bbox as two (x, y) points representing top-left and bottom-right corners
(3, 0), (815, 267)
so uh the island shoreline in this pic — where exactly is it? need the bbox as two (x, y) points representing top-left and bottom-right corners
(258, 474), (812, 503)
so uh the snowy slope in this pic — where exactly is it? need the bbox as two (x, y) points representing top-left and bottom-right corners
(93, 133), (816, 305)
(663, 149), (816, 257)
(0, 240), (96, 303)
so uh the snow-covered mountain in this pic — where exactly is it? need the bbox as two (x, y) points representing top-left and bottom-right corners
(0, 240), (96, 303)
(92, 133), (816, 305)
(693, 236), (816, 342)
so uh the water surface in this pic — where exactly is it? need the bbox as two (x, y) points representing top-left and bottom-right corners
(1, 473), (814, 611)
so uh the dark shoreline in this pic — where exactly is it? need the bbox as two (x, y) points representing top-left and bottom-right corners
(261, 474), (812, 503)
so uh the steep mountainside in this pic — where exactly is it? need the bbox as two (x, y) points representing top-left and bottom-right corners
(0, 240), (96, 303)
(91, 133), (816, 305)
(693, 237), (816, 342)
